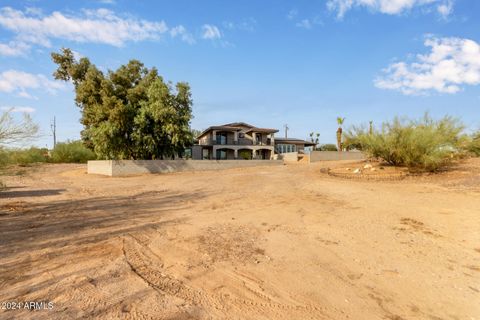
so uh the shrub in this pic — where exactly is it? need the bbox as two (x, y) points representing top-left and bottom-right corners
(2, 147), (48, 166)
(50, 140), (96, 163)
(318, 144), (338, 151)
(467, 132), (480, 156)
(345, 114), (466, 172)
(0, 148), (9, 168)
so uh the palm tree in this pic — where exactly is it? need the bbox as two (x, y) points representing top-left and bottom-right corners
(336, 117), (345, 151)
(309, 132), (320, 150)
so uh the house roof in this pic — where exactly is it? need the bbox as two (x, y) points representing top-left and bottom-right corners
(221, 122), (255, 128)
(275, 138), (316, 146)
(244, 127), (278, 134)
(197, 122), (279, 139)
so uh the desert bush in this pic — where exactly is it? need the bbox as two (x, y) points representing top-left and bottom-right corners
(319, 144), (338, 151)
(50, 140), (96, 163)
(0, 148), (9, 168)
(467, 132), (480, 156)
(345, 114), (466, 172)
(0, 147), (48, 189)
(3, 147), (48, 166)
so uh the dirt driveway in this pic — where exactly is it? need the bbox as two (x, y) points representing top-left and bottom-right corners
(1, 160), (479, 319)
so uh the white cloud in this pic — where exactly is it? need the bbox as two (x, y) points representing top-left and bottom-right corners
(295, 17), (322, 29)
(0, 7), (170, 52)
(24, 7), (42, 16)
(287, 9), (298, 20)
(201, 24), (222, 40)
(375, 36), (480, 95)
(0, 70), (64, 97)
(296, 19), (313, 29)
(169, 25), (195, 44)
(222, 18), (257, 32)
(437, 0), (453, 18)
(327, 0), (454, 19)
(1, 106), (35, 113)
(0, 41), (30, 56)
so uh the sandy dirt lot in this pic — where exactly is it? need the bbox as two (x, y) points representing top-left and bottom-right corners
(1, 159), (479, 320)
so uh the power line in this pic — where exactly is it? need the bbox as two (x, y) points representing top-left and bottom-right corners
(50, 116), (56, 148)
(284, 124), (289, 138)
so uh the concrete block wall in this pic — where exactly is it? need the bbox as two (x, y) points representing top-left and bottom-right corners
(88, 160), (283, 176)
(87, 160), (113, 176)
(309, 151), (366, 162)
(277, 152), (299, 162)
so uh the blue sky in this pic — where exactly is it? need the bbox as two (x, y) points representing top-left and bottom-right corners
(0, 0), (479, 147)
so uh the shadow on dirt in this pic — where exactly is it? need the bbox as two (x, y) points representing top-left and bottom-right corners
(0, 190), (203, 258)
(0, 187), (209, 318)
(0, 189), (66, 198)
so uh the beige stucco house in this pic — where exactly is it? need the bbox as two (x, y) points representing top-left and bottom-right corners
(193, 122), (278, 160)
(192, 122), (316, 160)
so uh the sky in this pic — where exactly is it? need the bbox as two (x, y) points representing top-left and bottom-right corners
(0, 0), (479, 148)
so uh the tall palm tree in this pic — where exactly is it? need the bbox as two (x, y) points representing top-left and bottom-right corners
(336, 117), (345, 151)
(309, 132), (320, 150)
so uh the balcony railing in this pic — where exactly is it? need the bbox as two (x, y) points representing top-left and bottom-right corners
(198, 138), (273, 146)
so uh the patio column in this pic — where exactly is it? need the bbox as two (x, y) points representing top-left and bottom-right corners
(212, 130), (217, 144)
(234, 149), (238, 159)
(212, 146), (217, 159)
(234, 131), (238, 144)
(252, 132), (256, 145)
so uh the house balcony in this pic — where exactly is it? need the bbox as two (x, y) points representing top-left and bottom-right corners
(199, 138), (273, 146)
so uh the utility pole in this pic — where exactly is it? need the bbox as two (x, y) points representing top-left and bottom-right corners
(51, 116), (56, 148)
(284, 124), (289, 139)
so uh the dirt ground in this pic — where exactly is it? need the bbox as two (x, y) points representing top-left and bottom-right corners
(1, 159), (479, 320)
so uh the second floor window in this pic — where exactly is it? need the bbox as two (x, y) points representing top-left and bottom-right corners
(216, 133), (228, 145)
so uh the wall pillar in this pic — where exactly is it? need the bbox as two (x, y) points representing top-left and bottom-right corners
(234, 149), (238, 159)
(234, 131), (238, 144)
(212, 130), (217, 144)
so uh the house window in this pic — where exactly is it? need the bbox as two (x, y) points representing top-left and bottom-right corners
(276, 144), (297, 154)
(202, 148), (210, 159)
(216, 133), (227, 145)
(216, 150), (227, 160)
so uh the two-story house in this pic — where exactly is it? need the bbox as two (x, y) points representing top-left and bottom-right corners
(192, 122), (278, 160)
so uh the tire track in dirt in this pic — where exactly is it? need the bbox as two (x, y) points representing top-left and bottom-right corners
(122, 235), (326, 319)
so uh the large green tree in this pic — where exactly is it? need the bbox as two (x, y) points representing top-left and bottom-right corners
(51, 48), (193, 159)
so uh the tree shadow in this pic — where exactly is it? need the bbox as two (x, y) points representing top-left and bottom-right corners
(0, 189), (66, 198)
(0, 189), (202, 257)
(0, 188), (208, 318)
